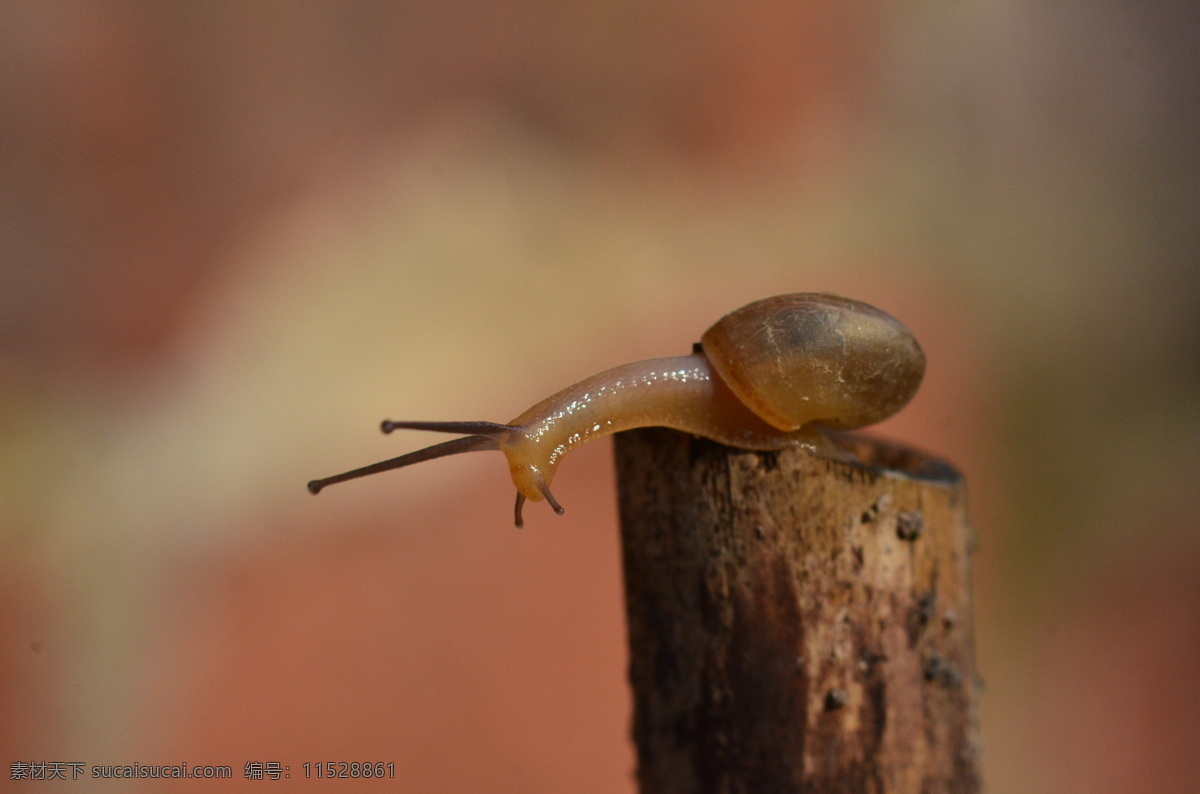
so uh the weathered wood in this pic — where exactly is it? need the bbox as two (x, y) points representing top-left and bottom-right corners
(614, 428), (979, 794)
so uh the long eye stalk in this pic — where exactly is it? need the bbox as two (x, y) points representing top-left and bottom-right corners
(307, 428), (503, 495)
(380, 420), (520, 436)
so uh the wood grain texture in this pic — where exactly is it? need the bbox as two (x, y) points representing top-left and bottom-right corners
(614, 428), (980, 794)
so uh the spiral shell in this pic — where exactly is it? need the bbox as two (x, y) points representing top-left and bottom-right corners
(699, 293), (925, 431)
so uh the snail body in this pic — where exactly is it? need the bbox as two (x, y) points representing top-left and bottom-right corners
(308, 293), (925, 527)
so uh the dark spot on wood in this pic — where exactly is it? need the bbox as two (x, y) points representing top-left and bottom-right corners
(923, 653), (963, 687)
(757, 449), (781, 472)
(922, 654), (944, 682)
(897, 510), (924, 541)
(862, 674), (887, 754)
(824, 688), (848, 711)
(917, 591), (936, 627)
(906, 590), (938, 647)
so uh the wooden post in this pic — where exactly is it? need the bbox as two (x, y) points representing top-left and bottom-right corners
(614, 428), (980, 794)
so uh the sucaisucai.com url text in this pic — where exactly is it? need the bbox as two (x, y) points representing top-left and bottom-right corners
(10, 762), (232, 781)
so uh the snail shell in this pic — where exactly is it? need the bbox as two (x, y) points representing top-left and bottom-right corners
(701, 293), (925, 431)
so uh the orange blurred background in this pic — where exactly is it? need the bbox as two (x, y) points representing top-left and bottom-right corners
(2, 2), (1197, 792)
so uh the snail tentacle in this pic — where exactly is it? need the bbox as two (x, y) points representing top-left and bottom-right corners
(381, 420), (520, 436)
(306, 434), (499, 494)
(514, 492), (526, 528)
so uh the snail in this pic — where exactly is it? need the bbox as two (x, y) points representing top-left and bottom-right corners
(307, 293), (925, 527)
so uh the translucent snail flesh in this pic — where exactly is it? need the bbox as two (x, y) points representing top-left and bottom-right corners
(307, 293), (925, 527)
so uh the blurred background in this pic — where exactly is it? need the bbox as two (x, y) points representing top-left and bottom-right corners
(2, 1), (1197, 791)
